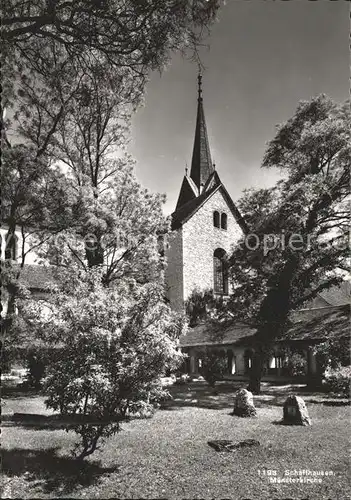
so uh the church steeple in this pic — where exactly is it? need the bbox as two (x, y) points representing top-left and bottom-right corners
(189, 72), (214, 190)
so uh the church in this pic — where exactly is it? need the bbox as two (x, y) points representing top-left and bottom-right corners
(165, 74), (246, 312)
(164, 75), (350, 381)
(1, 75), (349, 382)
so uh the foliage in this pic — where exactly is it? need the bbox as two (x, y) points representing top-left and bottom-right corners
(185, 288), (230, 326)
(1, 0), (222, 345)
(323, 366), (351, 397)
(201, 349), (227, 388)
(2, 1), (220, 75)
(21, 267), (185, 459)
(280, 348), (307, 378)
(313, 337), (351, 372)
(227, 95), (350, 393)
(26, 348), (48, 389)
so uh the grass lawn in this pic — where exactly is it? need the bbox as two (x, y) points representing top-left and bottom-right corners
(1, 382), (350, 499)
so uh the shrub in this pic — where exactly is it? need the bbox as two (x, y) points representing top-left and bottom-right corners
(279, 347), (307, 377)
(314, 338), (350, 372)
(323, 366), (351, 397)
(284, 352), (307, 378)
(201, 349), (227, 388)
(26, 350), (47, 389)
(185, 289), (227, 327)
(24, 273), (184, 460)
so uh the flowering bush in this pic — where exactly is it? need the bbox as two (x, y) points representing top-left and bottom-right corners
(313, 338), (350, 372)
(284, 352), (307, 378)
(22, 268), (185, 459)
(323, 366), (351, 397)
(201, 349), (227, 388)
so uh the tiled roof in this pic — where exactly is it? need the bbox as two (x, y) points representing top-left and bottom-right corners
(189, 95), (214, 189)
(179, 304), (350, 348)
(179, 321), (256, 348)
(318, 281), (351, 306)
(286, 304), (350, 341)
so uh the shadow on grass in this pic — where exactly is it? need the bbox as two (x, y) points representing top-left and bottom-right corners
(1, 385), (41, 399)
(2, 414), (66, 431)
(2, 413), (123, 431)
(2, 447), (119, 495)
(161, 382), (238, 410)
(161, 382), (286, 410)
(161, 381), (350, 411)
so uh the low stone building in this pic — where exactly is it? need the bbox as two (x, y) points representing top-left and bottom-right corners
(178, 301), (350, 382)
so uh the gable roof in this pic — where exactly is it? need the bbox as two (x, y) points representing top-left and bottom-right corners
(286, 304), (350, 342)
(175, 175), (199, 211)
(179, 320), (256, 348)
(318, 281), (351, 306)
(171, 171), (248, 232)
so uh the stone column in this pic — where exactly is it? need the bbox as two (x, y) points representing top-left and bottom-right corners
(235, 349), (245, 375)
(308, 348), (317, 375)
(190, 353), (196, 374)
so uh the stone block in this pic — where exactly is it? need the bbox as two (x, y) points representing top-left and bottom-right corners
(233, 388), (257, 417)
(283, 395), (311, 426)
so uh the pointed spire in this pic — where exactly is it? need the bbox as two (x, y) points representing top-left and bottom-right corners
(198, 72), (203, 100)
(189, 71), (214, 190)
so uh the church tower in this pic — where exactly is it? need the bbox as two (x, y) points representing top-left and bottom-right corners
(165, 74), (247, 311)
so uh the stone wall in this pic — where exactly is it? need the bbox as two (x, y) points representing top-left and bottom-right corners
(165, 229), (184, 311)
(182, 188), (242, 301)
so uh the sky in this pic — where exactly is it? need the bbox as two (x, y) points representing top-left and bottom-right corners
(129, 0), (349, 215)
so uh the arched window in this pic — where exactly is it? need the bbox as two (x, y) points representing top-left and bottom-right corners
(221, 213), (227, 230)
(213, 211), (220, 228)
(213, 248), (228, 295)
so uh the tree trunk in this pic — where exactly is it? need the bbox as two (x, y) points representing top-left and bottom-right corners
(248, 255), (301, 394)
(248, 347), (264, 394)
(2, 220), (21, 338)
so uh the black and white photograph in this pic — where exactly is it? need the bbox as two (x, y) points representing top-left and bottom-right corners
(1, 1), (350, 499)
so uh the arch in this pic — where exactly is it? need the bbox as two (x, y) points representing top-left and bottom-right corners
(244, 349), (254, 374)
(221, 213), (227, 230)
(213, 248), (228, 295)
(227, 349), (236, 375)
(213, 211), (220, 228)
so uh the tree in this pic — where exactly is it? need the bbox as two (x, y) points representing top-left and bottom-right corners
(2, 1), (220, 72)
(1, 0), (222, 334)
(13, 88), (185, 455)
(0, 142), (75, 340)
(1, 0), (221, 138)
(227, 95), (350, 393)
(313, 337), (350, 373)
(185, 288), (228, 327)
(21, 266), (185, 459)
(1, 37), (86, 339)
(201, 348), (227, 389)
